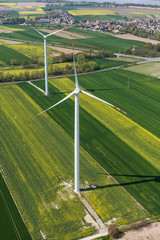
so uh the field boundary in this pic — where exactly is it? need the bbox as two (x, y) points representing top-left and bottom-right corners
(0, 170), (30, 240)
(0, 189), (21, 240)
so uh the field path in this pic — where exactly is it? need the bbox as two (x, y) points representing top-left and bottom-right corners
(79, 196), (108, 240)
(28, 81), (45, 94)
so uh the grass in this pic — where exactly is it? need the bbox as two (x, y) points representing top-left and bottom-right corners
(0, 45), (31, 64)
(0, 174), (31, 240)
(0, 84), (148, 239)
(68, 10), (115, 16)
(127, 62), (160, 78)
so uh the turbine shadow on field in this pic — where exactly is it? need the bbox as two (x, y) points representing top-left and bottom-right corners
(49, 88), (120, 95)
(80, 175), (160, 192)
(86, 88), (120, 92)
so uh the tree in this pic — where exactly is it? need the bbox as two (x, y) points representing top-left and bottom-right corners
(108, 224), (119, 239)
(156, 43), (160, 52)
(60, 52), (67, 63)
(76, 53), (87, 64)
(0, 72), (5, 82)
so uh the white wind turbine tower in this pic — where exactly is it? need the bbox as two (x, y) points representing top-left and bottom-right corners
(33, 27), (66, 96)
(37, 43), (128, 193)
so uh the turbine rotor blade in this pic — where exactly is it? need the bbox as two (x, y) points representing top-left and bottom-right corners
(81, 90), (128, 115)
(46, 27), (66, 38)
(32, 27), (45, 37)
(37, 91), (75, 116)
(72, 40), (79, 88)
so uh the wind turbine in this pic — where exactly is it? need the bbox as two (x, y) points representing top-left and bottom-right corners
(33, 27), (67, 96)
(37, 43), (128, 193)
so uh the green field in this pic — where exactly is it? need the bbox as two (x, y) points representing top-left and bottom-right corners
(127, 62), (160, 78)
(0, 45), (31, 64)
(94, 58), (128, 69)
(0, 174), (31, 240)
(0, 25), (145, 52)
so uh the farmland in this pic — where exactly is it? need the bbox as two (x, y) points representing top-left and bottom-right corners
(0, 84), (148, 240)
(0, 174), (31, 240)
(28, 69), (160, 216)
(127, 62), (160, 78)
(0, 45), (30, 64)
(0, 25), (145, 52)
(7, 43), (53, 59)
(68, 10), (115, 16)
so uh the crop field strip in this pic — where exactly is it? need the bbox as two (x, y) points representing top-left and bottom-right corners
(127, 62), (160, 78)
(0, 84), (149, 239)
(7, 43), (53, 59)
(0, 45), (31, 64)
(68, 10), (116, 16)
(0, 173), (31, 240)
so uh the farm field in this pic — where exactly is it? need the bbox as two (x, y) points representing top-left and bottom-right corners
(0, 25), (145, 52)
(68, 10), (115, 16)
(94, 58), (128, 69)
(0, 84), (148, 240)
(127, 62), (160, 78)
(0, 45), (30, 64)
(70, 27), (146, 52)
(0, 174), (31, 240)
(20, 69), (160, 217)
(114, 33), (160, 45)
(7, 43), (54, 59)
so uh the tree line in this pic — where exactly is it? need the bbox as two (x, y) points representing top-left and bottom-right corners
(125, 43), (160, 57)
(0, 49), (114, 82)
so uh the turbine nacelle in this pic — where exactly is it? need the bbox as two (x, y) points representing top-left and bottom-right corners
(74, 88), (81, 96)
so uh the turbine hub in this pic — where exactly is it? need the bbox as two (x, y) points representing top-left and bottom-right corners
(74, 88), (80, 96)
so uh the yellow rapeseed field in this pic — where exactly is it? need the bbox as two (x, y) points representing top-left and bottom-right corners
(68, 9), (115, 16)
(0, 26), (24, 32)
(0, 2), (16, 6)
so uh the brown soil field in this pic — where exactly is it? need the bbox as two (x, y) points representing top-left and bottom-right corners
(39, 29), (89, 39)
(115, 34), (160, 44)
(0, 30), (12, 33)
(1, 39), (22, 44)
(121, 222), (160, 240)
(50, 46), (82, 54)
(17, 2), (46, 6)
